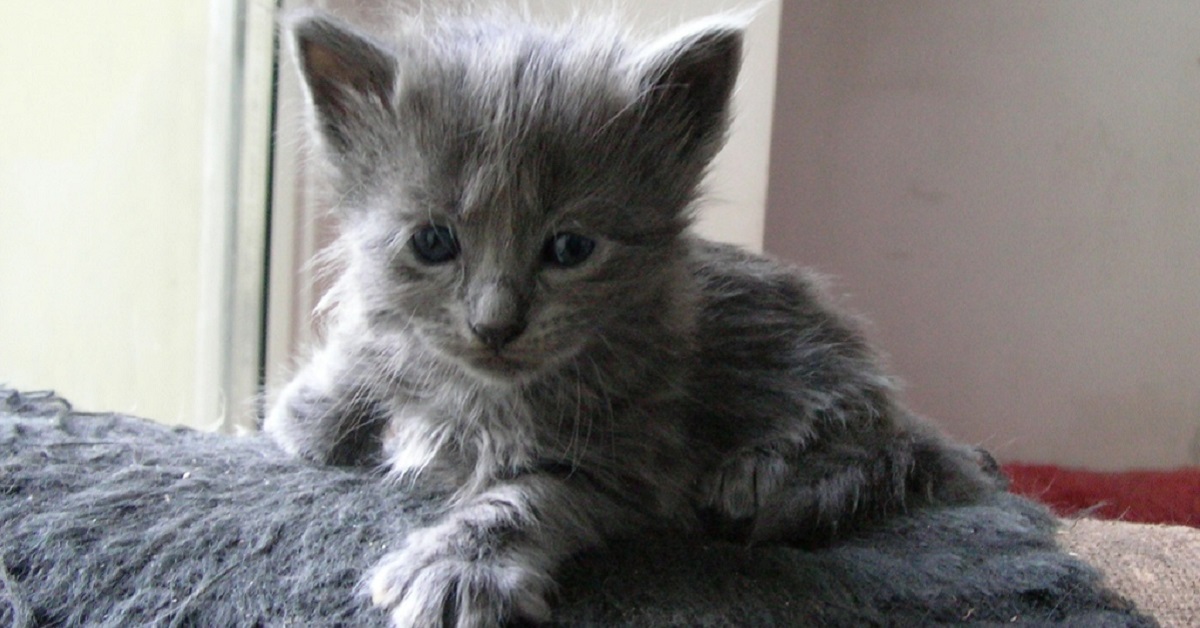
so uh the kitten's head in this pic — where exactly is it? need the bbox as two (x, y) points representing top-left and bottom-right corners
(289, 9), (743, 384)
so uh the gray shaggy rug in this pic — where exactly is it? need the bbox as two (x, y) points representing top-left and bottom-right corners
(0, 389), (1151, 627)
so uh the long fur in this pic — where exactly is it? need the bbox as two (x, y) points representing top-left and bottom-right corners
(0, 397), (1151, 626)
(266, 9), (1006, 627)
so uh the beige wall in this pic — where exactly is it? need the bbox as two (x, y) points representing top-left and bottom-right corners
(765, 1), (1200, 469)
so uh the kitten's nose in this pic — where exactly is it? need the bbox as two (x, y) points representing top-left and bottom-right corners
(468, 278), (529, 351)
(470, 321), (526, 351)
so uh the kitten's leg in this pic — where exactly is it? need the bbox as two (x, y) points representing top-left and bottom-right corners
(264, 354), (387, 466)
(701, 426), (1006, 544)
(368, 473), (635, 628)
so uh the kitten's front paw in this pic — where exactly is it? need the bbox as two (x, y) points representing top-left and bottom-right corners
(264, 377), (384, 466)
(368, 525), (552, 628)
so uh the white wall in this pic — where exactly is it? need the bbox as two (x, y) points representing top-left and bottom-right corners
(765, 1), (1200, 470)
(0, 3), (210, 425)
(0, 2), (273, 429)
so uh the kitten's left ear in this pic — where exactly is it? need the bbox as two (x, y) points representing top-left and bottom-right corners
(287, 10), (398, 156)
(634, 16), (745, 162)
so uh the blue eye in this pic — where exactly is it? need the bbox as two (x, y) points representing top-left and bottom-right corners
(544, 232), (595, 268)
(410, 225), (459, 264)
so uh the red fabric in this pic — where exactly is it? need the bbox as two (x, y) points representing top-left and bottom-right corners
(1003, 464), (1200, 528)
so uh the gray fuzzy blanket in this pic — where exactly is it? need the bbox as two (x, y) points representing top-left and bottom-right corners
(0, 389), (1151, 626)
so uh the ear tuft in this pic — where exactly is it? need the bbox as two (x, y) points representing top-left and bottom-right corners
(638, 19), (744, 158)
(288, 10), (398, 153)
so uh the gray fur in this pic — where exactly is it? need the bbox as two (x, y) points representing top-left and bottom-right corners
(0, 394), (1151, 626)
(267, 9), (1005, 627)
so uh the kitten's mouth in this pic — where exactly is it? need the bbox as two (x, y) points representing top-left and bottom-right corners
(462, 351), (535, 383)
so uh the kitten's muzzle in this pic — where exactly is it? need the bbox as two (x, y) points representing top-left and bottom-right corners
(467, 279), (530, 352)
(470, 319), (527, 351)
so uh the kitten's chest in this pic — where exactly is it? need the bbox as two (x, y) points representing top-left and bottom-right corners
(378, 390), (541, 493)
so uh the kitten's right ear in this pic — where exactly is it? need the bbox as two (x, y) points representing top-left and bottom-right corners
(633, 16), (745, 165)
(287, 10), (398, 154)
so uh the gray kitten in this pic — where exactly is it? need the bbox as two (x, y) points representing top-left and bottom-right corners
(266, 8), (1004, 627)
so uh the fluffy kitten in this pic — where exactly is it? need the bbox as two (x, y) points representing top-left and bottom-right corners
(266, 8), (1004, 627)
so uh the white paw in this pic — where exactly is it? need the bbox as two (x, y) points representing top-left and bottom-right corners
(368, 525), (552, 628)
